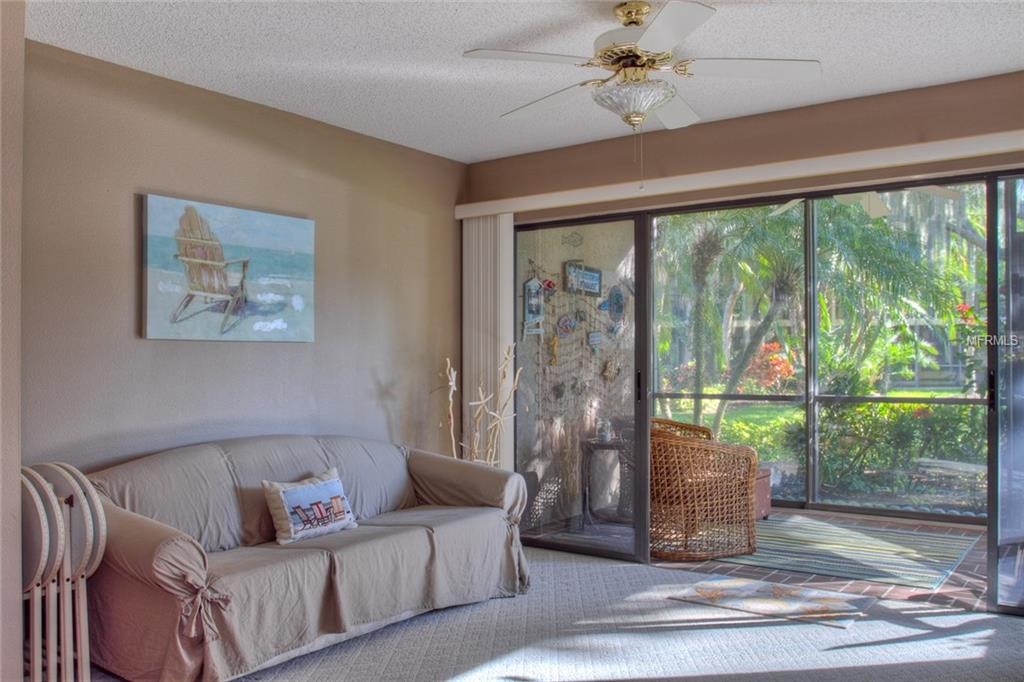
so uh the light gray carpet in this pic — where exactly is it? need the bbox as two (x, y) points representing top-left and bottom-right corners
(232, 548), (1024, 681)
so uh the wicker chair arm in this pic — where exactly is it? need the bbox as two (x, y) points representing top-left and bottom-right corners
(705, 440), (758, 477)
(651, 417), (714, 441)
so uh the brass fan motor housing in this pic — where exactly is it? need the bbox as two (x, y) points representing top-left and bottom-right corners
(590, 43), (674, 72)
(589, 2), (673, 77)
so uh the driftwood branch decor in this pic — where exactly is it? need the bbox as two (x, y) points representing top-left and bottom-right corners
(441, 345), (521, 466)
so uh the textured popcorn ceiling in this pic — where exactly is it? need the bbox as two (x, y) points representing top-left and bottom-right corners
(25, 1), (1024, 163)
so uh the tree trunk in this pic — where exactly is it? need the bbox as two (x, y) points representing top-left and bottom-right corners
(721, 282), (743, 378)
(692, 280), (706, 423)
(711, 293), (786, 435)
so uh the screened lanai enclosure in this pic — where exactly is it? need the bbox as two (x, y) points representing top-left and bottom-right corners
(513, 172), (1024, 612)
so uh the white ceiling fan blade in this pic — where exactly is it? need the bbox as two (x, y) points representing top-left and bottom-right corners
(637, 1), (716, 52)
(862, 192), (891, 219)
(915, 185), (963, 201)
(833, 193), (863, 206)
(501, 81), (593, 119)
(653, 94), (700, 129)
(768, 198), (804, 217)
(464, 49), (591, 66)
(686, 58), (822, 80)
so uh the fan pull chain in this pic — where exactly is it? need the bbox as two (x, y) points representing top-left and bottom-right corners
(634, 125), (643, 191)
(630, 126), (646, 192)
(640, 128), (646, 191)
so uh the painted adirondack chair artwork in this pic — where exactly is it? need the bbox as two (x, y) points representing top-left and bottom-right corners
(330, 495), (348, 522)
(292, 505), (316, 531)
(311, 501), (330, 526)
(171, 206), (250, 334)
(144, 194), (315, 341)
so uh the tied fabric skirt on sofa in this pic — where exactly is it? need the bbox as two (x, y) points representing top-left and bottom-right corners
(85, 435), (530, 681)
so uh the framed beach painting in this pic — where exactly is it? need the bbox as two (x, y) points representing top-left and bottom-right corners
(144, 194), (315, 341)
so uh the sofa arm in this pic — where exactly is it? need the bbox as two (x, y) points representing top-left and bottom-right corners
(100, 498), (229, 641)
(407, 450), (527, 522)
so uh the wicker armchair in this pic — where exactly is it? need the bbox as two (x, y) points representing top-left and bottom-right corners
(650, 425), (757, 561)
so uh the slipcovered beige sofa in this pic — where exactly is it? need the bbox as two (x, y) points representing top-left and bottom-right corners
(86, 435), (530, 681)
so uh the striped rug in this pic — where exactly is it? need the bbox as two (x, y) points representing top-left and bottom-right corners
(721, 516), (979, 589)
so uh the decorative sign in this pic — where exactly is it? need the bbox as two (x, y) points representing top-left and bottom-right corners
(564, 261), (602, 297)
(588, 331), (603, 352)
(523, 277), (544, 337)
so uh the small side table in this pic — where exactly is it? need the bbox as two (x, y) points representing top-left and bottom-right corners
(580, 437), (634, 527)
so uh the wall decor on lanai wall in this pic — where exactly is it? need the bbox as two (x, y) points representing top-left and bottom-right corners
(523, 277), (544, 337)
(564, 260), (602, 296)
(144, 194), (315, 341)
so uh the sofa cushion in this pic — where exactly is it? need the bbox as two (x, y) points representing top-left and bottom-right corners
(204, 543), (334, 677)
(361, 505), (516, 604)
(316, 436), (416, 520)
(216, 436), (332, 546)
(290, 524), (434, 630)
(90, 443), (243, 553)
(201, 525), (435, 678)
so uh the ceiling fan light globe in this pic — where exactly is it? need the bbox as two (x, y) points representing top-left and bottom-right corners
(592, 78), (676, 129)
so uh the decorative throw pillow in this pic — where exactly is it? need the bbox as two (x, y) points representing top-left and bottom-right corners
(262, 468), (358, 544)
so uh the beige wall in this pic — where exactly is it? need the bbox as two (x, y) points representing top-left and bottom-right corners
(0, 2), (24, 676)
(21, 42), (466, 470)
(464, 71), (1024, 221)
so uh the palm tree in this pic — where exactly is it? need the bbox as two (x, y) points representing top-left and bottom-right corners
(689, 223), (725, 422)
(711, 245), (803, 434)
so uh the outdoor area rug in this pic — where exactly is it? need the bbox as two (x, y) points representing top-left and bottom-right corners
(670, 575), (876, 628)
(720, 515), (979, 589)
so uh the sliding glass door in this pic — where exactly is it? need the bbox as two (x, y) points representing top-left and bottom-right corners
(652, 203), (807, 502)
(651, 177), (991, 521)
(514, 217), (648, 561)
(813, 183), (988, 516)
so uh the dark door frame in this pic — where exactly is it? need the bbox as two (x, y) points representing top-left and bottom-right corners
(989, 173), (1024, 615)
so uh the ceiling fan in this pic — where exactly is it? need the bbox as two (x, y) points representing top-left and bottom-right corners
(768, 186), (963, 219)
(464, 0), (822, 131)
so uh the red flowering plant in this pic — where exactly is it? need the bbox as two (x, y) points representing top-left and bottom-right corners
(956, 302), (978, 324)
(953, 300), (986, 394)
(740, 342), (797, 393)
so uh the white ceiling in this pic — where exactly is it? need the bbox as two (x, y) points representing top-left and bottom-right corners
(26, 1), (1024, 163)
